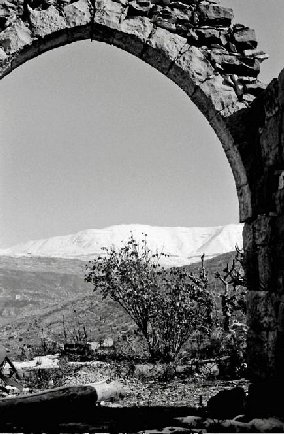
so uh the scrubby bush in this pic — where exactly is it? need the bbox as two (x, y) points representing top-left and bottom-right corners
(85, 234), (214, 363)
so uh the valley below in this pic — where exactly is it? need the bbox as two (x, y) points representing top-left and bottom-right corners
(0, 250), (236, 358)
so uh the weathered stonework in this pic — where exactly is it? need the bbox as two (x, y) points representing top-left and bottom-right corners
(0, 0), (284, 415)
(237, 69), (284, 414)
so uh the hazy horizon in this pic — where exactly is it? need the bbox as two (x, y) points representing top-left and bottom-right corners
(0, 1), (283, 249)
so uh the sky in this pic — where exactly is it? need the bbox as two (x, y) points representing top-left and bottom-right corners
(0, 1), (283, 248)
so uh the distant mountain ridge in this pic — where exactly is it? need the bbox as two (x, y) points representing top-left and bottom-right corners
(0, 224), (243, 267)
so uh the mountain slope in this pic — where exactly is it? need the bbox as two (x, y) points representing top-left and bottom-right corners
(0, 251), (238, 357)
(0, 224), (243, 267)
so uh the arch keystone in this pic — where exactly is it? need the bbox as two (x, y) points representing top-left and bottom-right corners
(64, 0), (92, 28)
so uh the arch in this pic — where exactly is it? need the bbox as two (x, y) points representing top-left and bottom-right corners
(0, 0), (266, 222)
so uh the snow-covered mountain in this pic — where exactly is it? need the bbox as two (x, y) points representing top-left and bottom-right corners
(0, 224), (244, 267)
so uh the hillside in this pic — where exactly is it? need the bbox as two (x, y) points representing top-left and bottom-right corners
(0, 251), (238, 357)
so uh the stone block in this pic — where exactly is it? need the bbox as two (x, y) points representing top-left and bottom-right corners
(232, 27), (257, 50)
(11, 41), (39, 69)
(195, 73), (239, 115)
(168, 45), (214, 96)
(0, 19), (33, 54)
(243, 222), (254, 250)
(38, 27), (69, 54)
(257, 241), (272, 291)
(247, 290), (277, 330)
(94, 0), (125, 31)
(244, 50), (269, 63)
(197, 4), (233, 26)
(243, 248), (259, 291)
(142, 27), (187, 74)
(237, 183), (252, 222)
(64, 0), (92, 28)
(253, 215), (273, 246)
(196, 27), (226, 46)
(247, 328), (277, 381)
(113, 16), (153, 56)
(253, 171), (277, 216)
(259, 111), (281, 166)
(167, 6), (192, 23)
(210, 51), (260, 77)
(28, 5), (67, 38)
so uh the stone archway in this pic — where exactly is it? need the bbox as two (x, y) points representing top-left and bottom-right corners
(0, 0), (282, 414)
(0, 0), (261, 220)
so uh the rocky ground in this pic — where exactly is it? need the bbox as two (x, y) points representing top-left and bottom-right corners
(60, 360), (249, 408)
(7, 355), (250, 407)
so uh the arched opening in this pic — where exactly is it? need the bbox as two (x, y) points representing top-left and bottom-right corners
(0, 0), (253, 220)
(0, 34), (247, 408)
(0, 40), (240, 247)
(0, 35), (242, 336)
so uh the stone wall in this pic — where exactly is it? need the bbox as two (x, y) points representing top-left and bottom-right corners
(235, 69), (284, 415)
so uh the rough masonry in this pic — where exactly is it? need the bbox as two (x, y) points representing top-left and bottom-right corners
(0, 0), (283, 414)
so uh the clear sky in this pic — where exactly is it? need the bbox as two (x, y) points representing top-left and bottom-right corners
(0, 1), (283, 248)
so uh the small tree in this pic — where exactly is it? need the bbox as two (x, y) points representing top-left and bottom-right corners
(214, 246), (247, 376)
(85, 234), (213, 362)
(215, 246), (247, 332)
